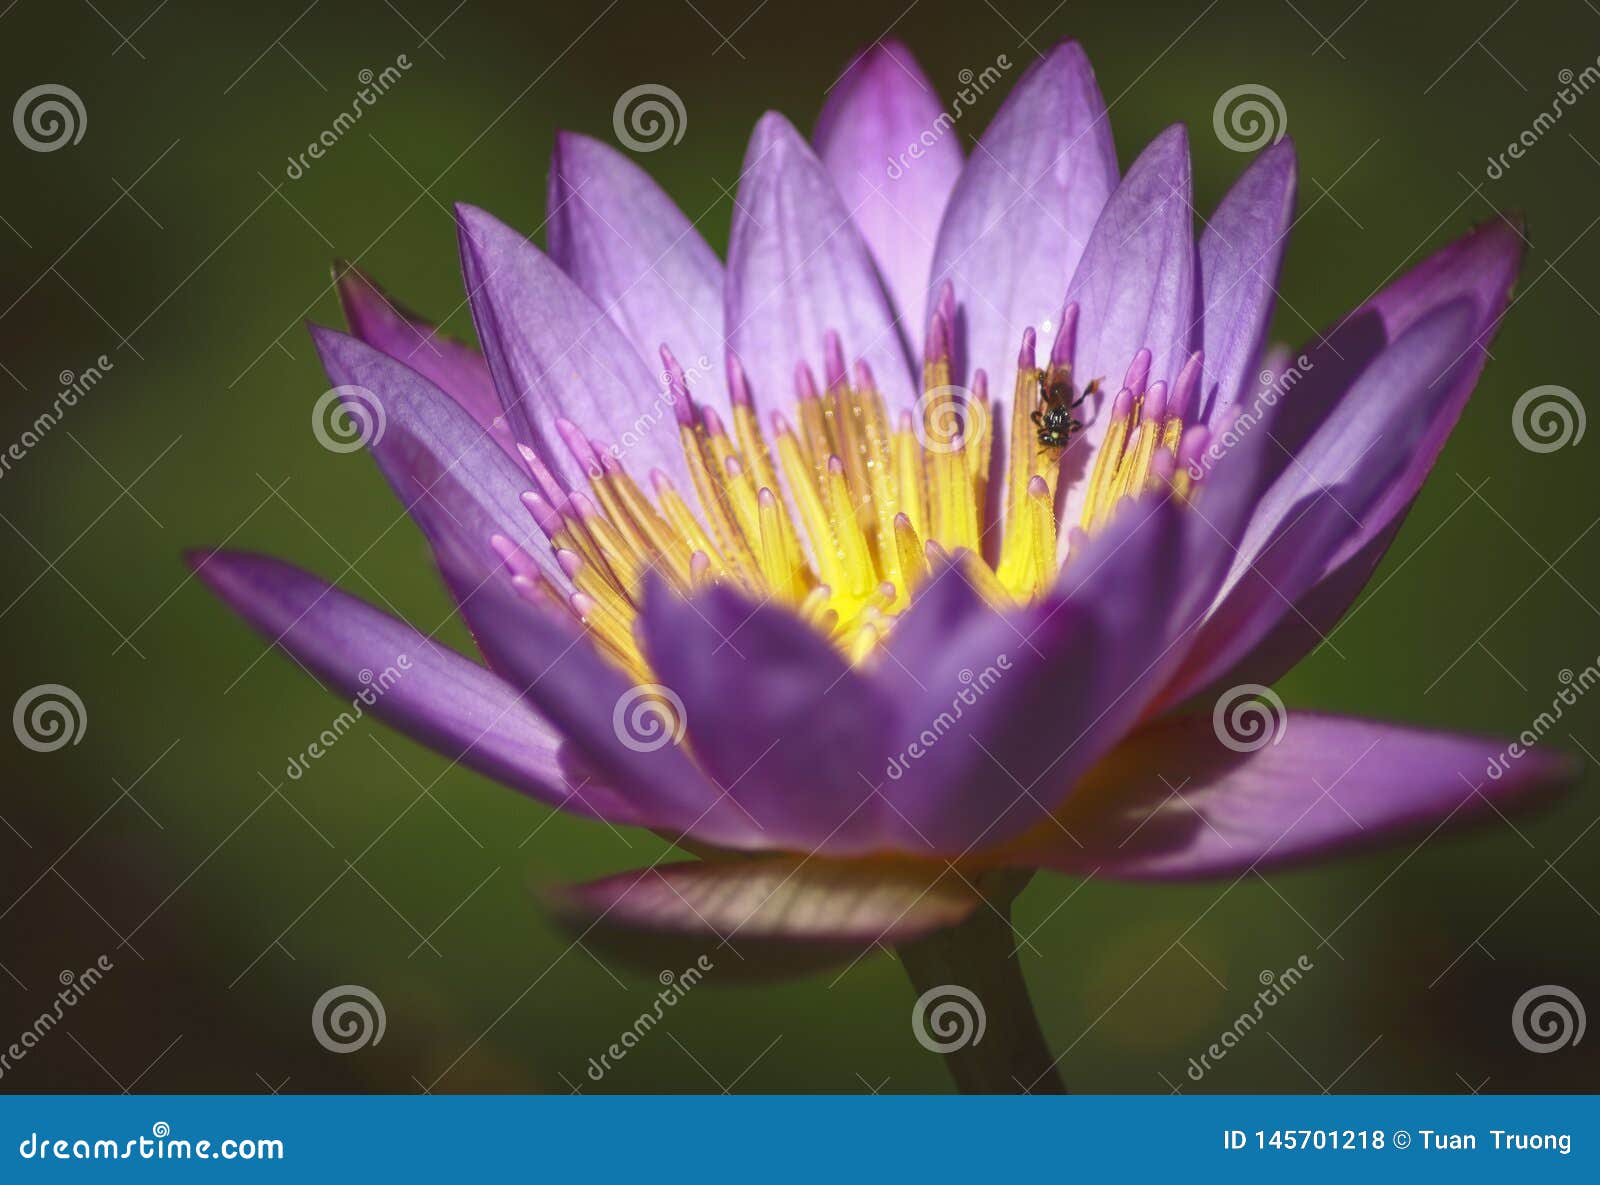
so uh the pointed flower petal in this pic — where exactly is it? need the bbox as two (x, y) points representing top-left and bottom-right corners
(814, 40), (962, 338)
(1174, 221), (1524, 699)
(880, 500), (1181, 851)
(310, 326), (565, 610)
(1170, 300), (1480, 700)
(190, 549), (640, 823)
(726, 112), (917, 413)
(1010, 712), (1577, 879)
(1195, 140), (1297, 425)
(1059, 124), (1197, 538)
(464, 590), (765, 852)
(334, 262), (522, 465)
(456, 203), (682, 491)
(547, 132), (729, 410)
(639, 581), (896, 855)
(927, 40), (1117, 382)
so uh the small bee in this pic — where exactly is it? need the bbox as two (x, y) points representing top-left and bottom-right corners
(1032, 371), (1102, 453)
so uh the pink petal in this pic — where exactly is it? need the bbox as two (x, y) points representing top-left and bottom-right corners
(456, 202), (683, 492)
(1009, 712), (1576, 880)
(814, 40), (962, 339)
(190, 549), (640, 824)
(546, 858), (982, 978)
(309, 326), (566, 609)
(547, 131), (728, 410)
(927, 40), (1116, 383)
(638, 580), (896, 856)
(1195, 140), (1297, 426)
(1170, 301), (1480, 700)
(335, 263), (523, 468)
(726, 111), (917, 413)
(1058, 124), (1197, 543)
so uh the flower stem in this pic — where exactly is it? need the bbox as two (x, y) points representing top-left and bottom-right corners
(897, 894), (1066, 1094)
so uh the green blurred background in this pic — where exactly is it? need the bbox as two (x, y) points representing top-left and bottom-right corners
(1, 0), (1596, 1093)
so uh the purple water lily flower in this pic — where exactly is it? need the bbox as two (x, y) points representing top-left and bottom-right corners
(194, 40), (1574, 1091)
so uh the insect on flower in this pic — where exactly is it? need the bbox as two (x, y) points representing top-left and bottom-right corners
(1031, 367), (1101, 453)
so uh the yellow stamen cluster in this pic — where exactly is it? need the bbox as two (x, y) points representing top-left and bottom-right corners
(502, 348), (1191, 679)
(1078, 381), (1198, 535)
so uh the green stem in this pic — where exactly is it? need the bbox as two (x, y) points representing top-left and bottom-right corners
(897, 894), (1066, 1094)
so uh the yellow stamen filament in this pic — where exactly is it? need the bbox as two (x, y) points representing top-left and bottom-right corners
(1079, 391), (1191, 534)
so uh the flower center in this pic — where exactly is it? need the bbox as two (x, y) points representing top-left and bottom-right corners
(490, 295), (1210, 679)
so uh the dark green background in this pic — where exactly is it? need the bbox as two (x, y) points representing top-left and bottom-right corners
(1, 0), (1596, 1093)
